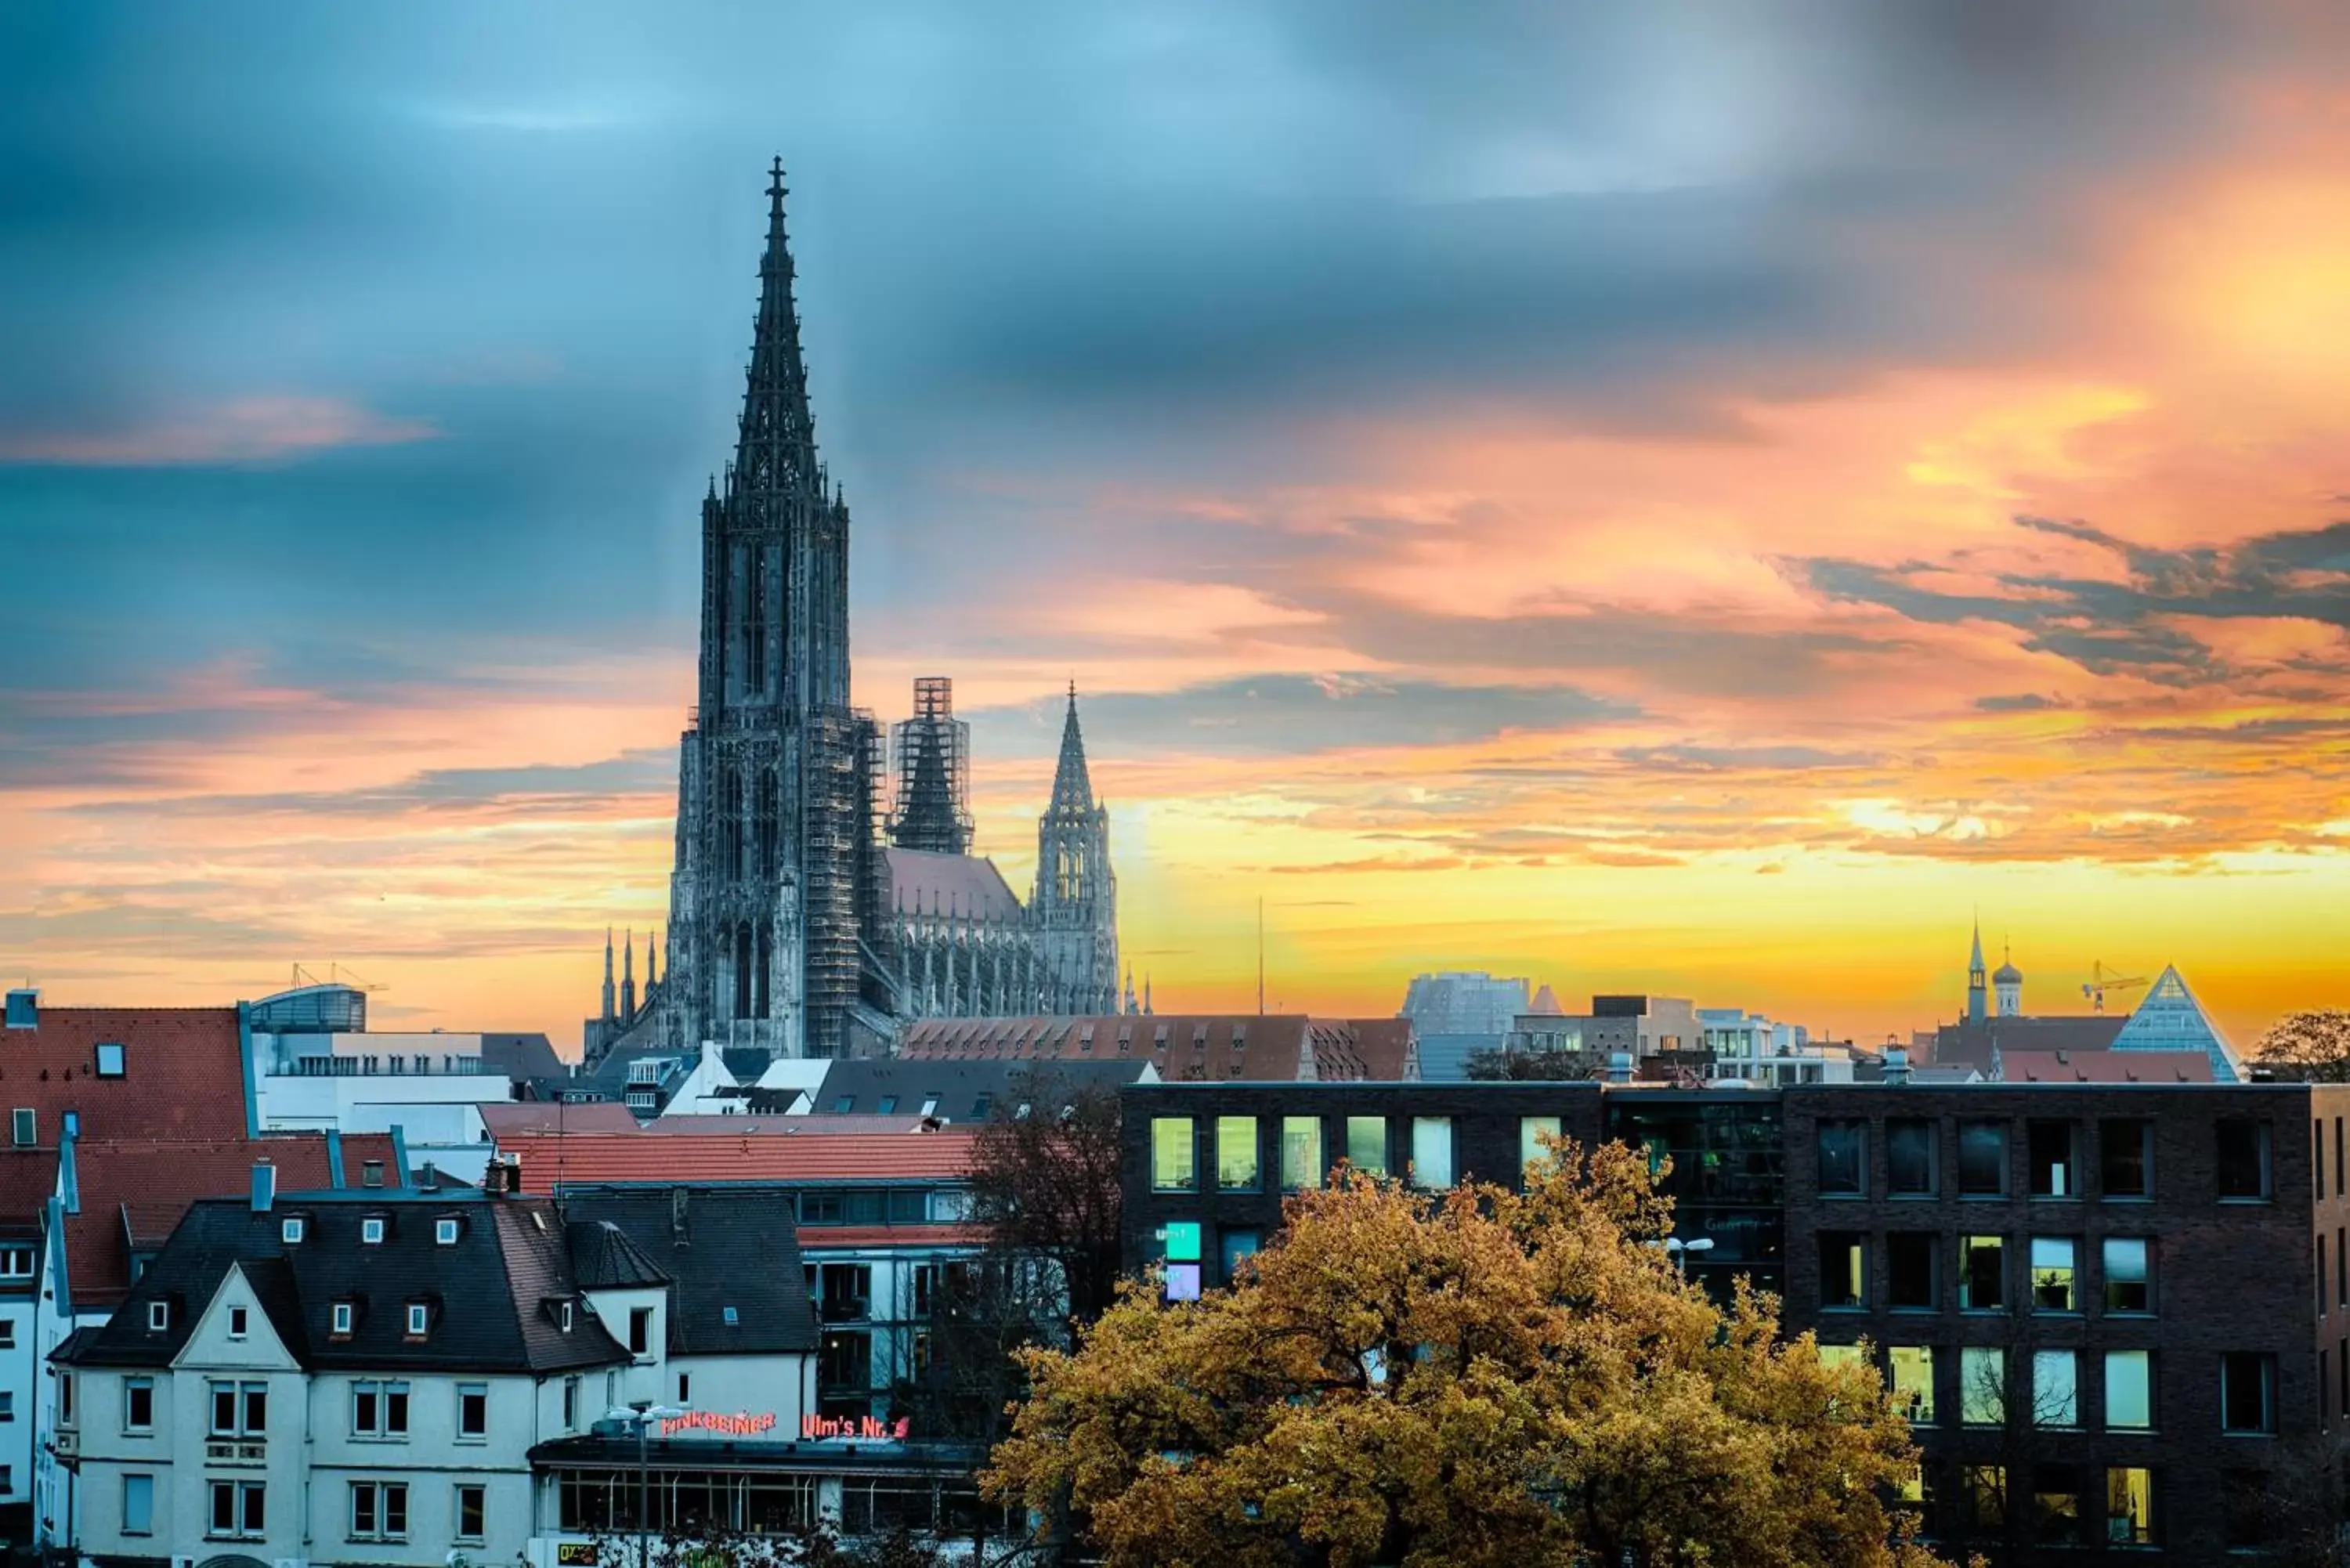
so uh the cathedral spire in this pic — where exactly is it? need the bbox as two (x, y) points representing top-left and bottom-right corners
(734, 155), (821, 497)
(1966, 916), (1988, 1024)
(600, 927), (616, 1025)
(1048, 682), (1096, 815)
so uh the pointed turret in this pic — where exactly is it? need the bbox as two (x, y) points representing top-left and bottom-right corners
(733, 156), (822, 496)
(1966, 918), (1988, 1024)
(600, 927), (616, 1025)
(620, 929), (637, 1021)
(646, 927), (659, 990)
(1048, 681), (1096, 815)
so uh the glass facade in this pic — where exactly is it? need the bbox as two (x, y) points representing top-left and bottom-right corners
(1604, 1096), (1784, 1298)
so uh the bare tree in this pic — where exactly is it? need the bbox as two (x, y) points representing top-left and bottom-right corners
(963, 1068), (1125, 1331)
(1466, 1046), (1598, 1082)
(2256, 1010), (2350, 1083)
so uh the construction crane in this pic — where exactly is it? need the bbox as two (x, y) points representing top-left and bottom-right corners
(2081, 962), (2147, 1013)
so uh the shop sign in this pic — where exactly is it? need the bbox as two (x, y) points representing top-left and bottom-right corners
(659, 1409), (779, 1438)
(801, 1413), (913, 1440)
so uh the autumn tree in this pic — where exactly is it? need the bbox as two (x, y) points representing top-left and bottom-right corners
(2254, 1010), (2350, 1082)
(964, 1068), (1128, 1331)
(985, 1140), (1950, 1568)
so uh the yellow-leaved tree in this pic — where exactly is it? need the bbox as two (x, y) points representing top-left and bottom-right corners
(985, 1139), (1951, 1568)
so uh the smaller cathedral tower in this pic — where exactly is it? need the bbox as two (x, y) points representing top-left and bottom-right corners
(1994, 941), (2023, 1018)
(1032, 685), (1119, 1015)
(1966, 920), (1987, 1024)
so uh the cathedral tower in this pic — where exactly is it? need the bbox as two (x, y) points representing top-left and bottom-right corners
(1032, 686), (1119, 1014)
(652, 160), (891, 1061)
(1966, 919), (1988, 1024)
(889, 676), (973, 854)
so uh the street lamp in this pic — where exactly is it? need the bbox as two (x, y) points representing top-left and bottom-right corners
(596, 1403), (687, 1566)
(1662, 1237), (1714, 1278)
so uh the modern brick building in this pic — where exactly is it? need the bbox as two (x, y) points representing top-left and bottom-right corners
(1121, 1078), (2350, 1563)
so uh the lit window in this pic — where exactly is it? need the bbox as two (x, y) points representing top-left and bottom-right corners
(1410, 1117), (1455, 1189)
(1519, 1116), (1562, 1182)
(1216, 1117), (1260, 1190)
(1961, 1347), (2005, 1425)
(1281, 1116), (1323, 1190)
(94, 1042), (125, 1078)
(2033, 1464), (2082, 1546)
(1819, 1233), (1866, 1310)
(2030, 1237), (2077, 1312)
(1151, 1118), (1195, 1191)
(1889, 1346), (1934, 1425)
(2106, 1349), (2153, 1429)
(2033, 1349), (2079, 1427)
(2106, 1468), (2153, 1545)
(1964, 1465), (2006, 1530)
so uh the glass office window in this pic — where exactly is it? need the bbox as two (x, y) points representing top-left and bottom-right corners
(2034, 1349), (2079, 1427)
(1280, 1117), (1322, 1190)
(2106, 1350), (2153, 1429)
(2030, 1237), (2077, 1312)
(2103, 1237), (2151, 1313)
(1889, 1346), (1935, 1425)
(1409, 1117), (1455, 1188)
(1959, 1234), (2005, 1310)
(1962, 1347), (2006, 1425)
(1216, 1117), (1260, 1190)
(2106, 1469), (2153, 1546)
(1887, 1118), (1936, 1196)
(1152, 1118), (1195, 1191)
(1958, 1121), (2008, 1195)
(1520, 1116), (1562, 1181)
(1345, 1116), (1387, 1177)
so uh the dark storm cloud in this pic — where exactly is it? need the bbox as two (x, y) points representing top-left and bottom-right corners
(1796, 517), (2350, 685)
(0, 0), (2341, 768)
(966, 675), (1631, 760)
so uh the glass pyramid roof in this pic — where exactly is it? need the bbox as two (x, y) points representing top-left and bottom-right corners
(2110, 965), (2240, 1082)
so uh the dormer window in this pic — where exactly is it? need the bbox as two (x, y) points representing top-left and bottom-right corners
(435, 1218), (459, 1245)
(146, 1299), (168, 1331)
(331, 1302), (354, 1337)
(361, 1217), (385, 1245)
(559, 1301), (573, 1332)
(405, 1302), (428, 1337)
(361, 1160), (385, 1188)
(281, 1217), (306, 1244)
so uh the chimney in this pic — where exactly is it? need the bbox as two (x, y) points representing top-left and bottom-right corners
(3, 988), (34, 1030)
(251, 1162), (277, 1212)
(1604, 1051), (1633, 1085)
(1882, 1047), (1911, 1086)
(418, 1161), (439, 1192)
(481, 1158), (508, 1198)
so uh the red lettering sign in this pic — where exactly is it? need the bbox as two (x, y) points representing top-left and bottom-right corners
(799, 1413), (913, 1441)
(657, 1410), (779, 1438)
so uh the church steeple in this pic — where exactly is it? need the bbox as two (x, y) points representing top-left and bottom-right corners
(601, 927), (616, 1025)
(734, 156), (821, 494)
(620, 930), (637, 1021)
(1966, 919), (1988, 1024)
(1048, 681), (1096, 815)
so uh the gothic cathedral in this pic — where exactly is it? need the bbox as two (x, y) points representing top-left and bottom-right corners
(587, 163), (1121, 1064)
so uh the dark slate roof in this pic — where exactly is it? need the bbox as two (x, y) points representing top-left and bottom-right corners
(56, 1193), (629, 1375)
(566, 1219), (672, 1288)
(480, 1031), (564, 1082)
(809, 1057), (1152, 1121)
(556, 1187), (817, 1356)
(1931, 1015), (2125, 1071)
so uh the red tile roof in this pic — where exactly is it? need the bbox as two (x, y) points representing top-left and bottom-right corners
(497, 1129), (979, 1190)
(645, 1114), (935, 1136)
(792, 1224), (978, 1250)
(1998, 1049), (2215, 1084)
(43, 1133), (402, 1307)
(0, 1006), (248, 1142)
(895, 1014), (1419, 1082)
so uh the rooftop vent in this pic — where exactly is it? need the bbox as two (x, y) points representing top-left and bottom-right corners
(1882, 1048), (1911, 1087)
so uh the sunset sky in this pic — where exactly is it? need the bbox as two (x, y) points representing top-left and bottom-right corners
(5, 3), (2348, 1053)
